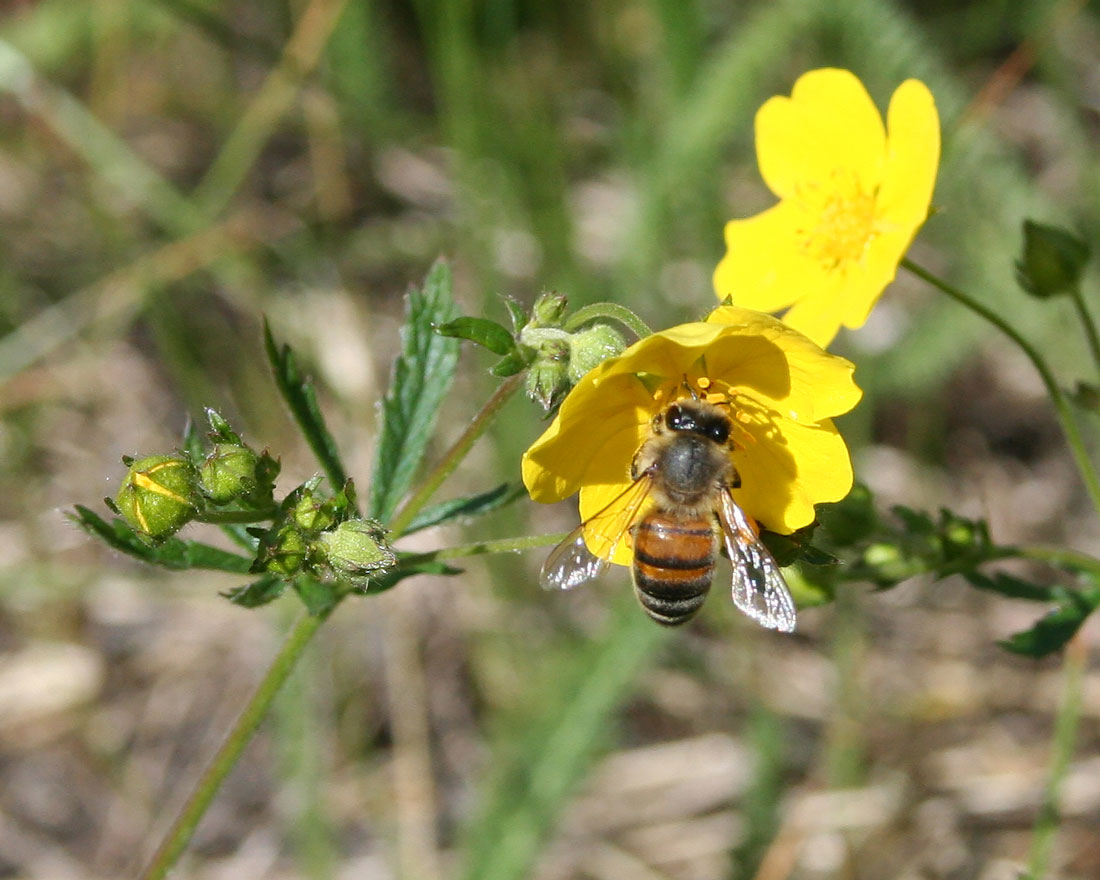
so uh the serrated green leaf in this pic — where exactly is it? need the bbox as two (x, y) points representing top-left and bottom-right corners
(221, 575), (287, 608)
(400, 483), (524, 535)
(999, 586), (1100, 657)
(292, 575), (341, 617)
(263, 318), (350, 503)
(70, 505), (253, 573)
(369, 260), (460, 523)
(436, 316), (516, 355)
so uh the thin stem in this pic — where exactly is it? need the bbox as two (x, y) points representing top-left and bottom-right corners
(410, 531), (570, 563)
(390, 375), (523, 537)
(140, 612), (326, 880)
(1014, 545), (1100, 580)
(902, 258), (1100, 518)
(1069, 286), (1100, 380)
(1026, 635), (1086, 879)
(563, 302), (653, 339)
(195, 507), (279, 524)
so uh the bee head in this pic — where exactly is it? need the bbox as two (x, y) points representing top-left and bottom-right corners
(664, 401), (730, 445)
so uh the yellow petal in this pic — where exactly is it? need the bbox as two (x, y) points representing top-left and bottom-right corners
(704, 307), (862, 420)
(714, 201), (830, 313)
(877, 79), (940, 230)
(733, 416), (853, 533)
(522, 371), (650, 503)
(755, 68), (887, 199)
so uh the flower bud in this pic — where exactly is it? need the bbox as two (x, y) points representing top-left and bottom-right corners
(258, 523), (309, 577)
(289, 485), (338, 532)
(314, 519), (396, 577)
(567, 323), (625, 383)
(115, 454), (198, 539)
(1015, 220), (1090, 299)
(525, 337), (571, 411)
(200, 443), (259, 503)
(530, 291), (568, 326)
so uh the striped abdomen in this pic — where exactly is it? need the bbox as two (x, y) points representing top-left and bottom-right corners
(632, 511), (717, 626)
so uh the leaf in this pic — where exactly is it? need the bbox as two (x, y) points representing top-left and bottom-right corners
(503, 297), (527, 332)
(222, 575), (287, 608)
(963, 570), (1055, 602)
(70, 506), (253, 573)
(263, 318), (350, 503)
(369, 260), (460, 523)
(355, 559), (463, 595)
(400, 483), (524, 535)
(292, 575), (341, 617)
(490, 348), (532, 378)
(999, 586), (1100, 657)
(436, 316), (516, 355)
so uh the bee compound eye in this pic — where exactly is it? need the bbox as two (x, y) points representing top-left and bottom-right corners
(709, 423), (730, 444)
(665, 404), (683, 429)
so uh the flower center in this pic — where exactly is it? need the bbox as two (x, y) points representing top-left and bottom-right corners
(796, 171), (878, 271)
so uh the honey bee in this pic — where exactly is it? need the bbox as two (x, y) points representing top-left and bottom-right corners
(541, 396), (797, 630)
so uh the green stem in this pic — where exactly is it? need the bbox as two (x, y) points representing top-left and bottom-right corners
(1015, 545), (1100, 580)
(1026, 636), (1086, 879)
(563, 302), (653, 339)
(902, 258), (1100, 519)
(195, 507), (279, 524)
(1069, 286), (1100, 381)
(390, 375), (523, 537)
(140, 612), (326, 880)
(404, 531), (570, 564)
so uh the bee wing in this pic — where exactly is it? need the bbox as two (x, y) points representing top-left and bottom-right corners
(716, 489), (797, 633)
(540, 476), (653, 591)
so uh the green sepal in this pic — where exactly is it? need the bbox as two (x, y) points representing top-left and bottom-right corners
(490, 347), (534, 377)
(70, 506), (253, 573)
(503, 297), (528, 332)
(436, 316), (517, 356)
(204, 407), (243, 445)
(221, 575), (288, 608)
(1015, 219), (1090, 299)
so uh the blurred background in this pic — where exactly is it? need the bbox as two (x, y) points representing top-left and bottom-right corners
(1, 0), (1099, 877)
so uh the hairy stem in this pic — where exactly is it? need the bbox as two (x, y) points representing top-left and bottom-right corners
(902, 258), (1100, 518)
(563, 302), (653, 339)
(390, 375), (523, 537)
(1026, 635), (1086, 879)
(1069, 286), (1100, 381)
(140, 612), (326, 880)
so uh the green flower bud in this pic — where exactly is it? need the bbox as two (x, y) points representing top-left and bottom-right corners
(525, 337), (571, 411)
(530, 291), (568, 326)
(567, 323), (626, 383)
(200, 443), (260, 503)
(258, 523), (309, 577)
(115, 454), (198, 539)
(1015, 220), (1090, 299)
(284, 481), (337, 532)
(315, 519), (396, 577)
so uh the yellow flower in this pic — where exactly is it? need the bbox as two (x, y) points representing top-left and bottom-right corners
(713, 68), (940, 348)
(522, 306), (862, 565)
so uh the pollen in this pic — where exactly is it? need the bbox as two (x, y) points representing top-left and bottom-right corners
(797, 171), (878, 272)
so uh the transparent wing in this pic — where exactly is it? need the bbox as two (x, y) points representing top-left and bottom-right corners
(716, 489), (797, 632)
(540, 476), (653, 591)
